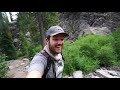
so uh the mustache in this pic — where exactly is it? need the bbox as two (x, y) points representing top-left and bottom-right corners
(55, 44), (63, 47)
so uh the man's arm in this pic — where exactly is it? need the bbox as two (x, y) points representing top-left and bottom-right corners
(26, 70), (42, 78)
(26, 53), (47, 78)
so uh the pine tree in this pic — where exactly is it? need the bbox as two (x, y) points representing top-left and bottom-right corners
(0, 13), (17, 60)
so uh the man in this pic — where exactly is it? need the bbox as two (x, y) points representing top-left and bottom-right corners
(26, 26), (69, 78)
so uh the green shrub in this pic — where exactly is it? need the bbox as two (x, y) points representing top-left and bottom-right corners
(74, 56), (100, 74)
(43, 12), (59, 30)
(63, 34), (117, 75)
(63, 59), (75, 76)
(96, 46), (117, 67)
(79, 45), (96, 58)
(17, 50), (23, 58)
(0, 16), (17, 60)
(19, 32), (29, 56)
(0, 54), (9, 78)
(112, 26), (120, 60)
(63, 41), (79, 75)
(76, 35), (117, 67)
(27, 43), (42, 60)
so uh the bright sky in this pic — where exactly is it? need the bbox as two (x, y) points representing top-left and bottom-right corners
(6, 12), (19, 22)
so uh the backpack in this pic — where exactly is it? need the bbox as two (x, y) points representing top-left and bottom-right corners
(40, 50), (65, 78)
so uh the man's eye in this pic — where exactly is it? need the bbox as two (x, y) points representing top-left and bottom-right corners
(54, 39), (58, 41)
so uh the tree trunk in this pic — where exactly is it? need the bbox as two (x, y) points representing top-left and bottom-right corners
(36, 12), (45, 49)
(0, 12), (3, 53)
(0, 12), (3, 32)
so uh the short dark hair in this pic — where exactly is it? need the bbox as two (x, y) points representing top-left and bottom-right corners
(46, 35), (50, 40)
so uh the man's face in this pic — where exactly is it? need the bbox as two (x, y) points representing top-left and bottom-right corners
(47, 34), (64, 55)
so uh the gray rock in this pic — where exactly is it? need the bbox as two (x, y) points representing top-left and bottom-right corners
(95, 69), (120, 78)
(73, 71), (83, 78)
(58, 12), (120, 42)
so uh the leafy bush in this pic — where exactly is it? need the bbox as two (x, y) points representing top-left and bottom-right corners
(63, 34), (117, 75)
(0, 54), (9, 77)
(0, 14), (17, 60)
(96, 46), (117, 67)
(18, 32), (42, 60)
(63, 59), (75, 76)
(76, 35), (117, 67)
(74, 56), (100, 74)
(43, 12), (59, 30)
(27, 42), (42, 60)
(19, 32), (29, 56)
(63, 41), (78, 75)
(79, 45), (96, 58)
(112, 26), (120, 60)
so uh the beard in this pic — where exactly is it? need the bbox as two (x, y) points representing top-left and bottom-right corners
(48, 42), (63, 55)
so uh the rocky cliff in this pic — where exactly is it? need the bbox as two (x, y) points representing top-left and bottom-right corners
(58, 12), (120, 41)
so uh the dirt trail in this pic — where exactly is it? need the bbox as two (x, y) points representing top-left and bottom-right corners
(5, 58), (120, 78)
(6, 58), (29, 78)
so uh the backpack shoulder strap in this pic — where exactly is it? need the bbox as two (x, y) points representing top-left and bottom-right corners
(40, 50), (64, 78)
(40, 50), (53, 78)
(61, 53), (65, 61)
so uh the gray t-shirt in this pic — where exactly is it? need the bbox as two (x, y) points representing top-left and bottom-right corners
(28, 52), (64, 78)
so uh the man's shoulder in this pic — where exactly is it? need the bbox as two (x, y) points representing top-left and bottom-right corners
(28, 52), (47, 74)
(35, 52), (46, 58)
(31, 52), (47, 63)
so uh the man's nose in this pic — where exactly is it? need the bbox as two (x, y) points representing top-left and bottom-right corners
(57, 40), (63, 45)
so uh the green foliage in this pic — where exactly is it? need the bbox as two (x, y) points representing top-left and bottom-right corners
(17, 12), (59, 46)
(62, 41), (77, 75)
(0, 14), (17, 60)
(18, 31), (42, 60)
(27, 42), (42, 60)
(19, 32), (29, 56)
(0, 54), (9, 78)
(17, 12), (59, 59)
(17, 50), (23, 58)
(76, 35), (117, 67)
(63, 34), (117, 75)
(43, 12), (59, 30)
(17, 12), (40, 45)
(63, 59), (75, 76)
(96, 46), (117, 67)
(74, 56), (100, 74)
(17, 12), (36, 33)
(112, 26), (120, 60)
(79, 45), (96, 58)
(17, 12), (41, 59)
(111, 60), (120, 70)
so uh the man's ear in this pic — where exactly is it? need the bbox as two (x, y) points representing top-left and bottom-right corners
(45, 38), (49, 45)
(46, 38), (49, 42)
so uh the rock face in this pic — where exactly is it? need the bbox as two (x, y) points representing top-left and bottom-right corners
(84, 68), (120, 78)
(73, 71), (83, 78)
(58, 12), (120, 41)
(64, 68), (120, 78)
